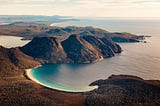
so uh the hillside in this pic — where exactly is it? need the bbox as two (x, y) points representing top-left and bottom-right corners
(0, 46), (40, 77)
(21, 37), (68, 63)
(86, 75), (160, 106)
(21, 35), (121, 63)
(0, 45), (160, 106)
(0, 46), (86, 106)
(0, 22), (145, 42)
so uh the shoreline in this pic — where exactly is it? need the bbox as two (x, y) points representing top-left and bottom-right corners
(25, 66), (98, 93)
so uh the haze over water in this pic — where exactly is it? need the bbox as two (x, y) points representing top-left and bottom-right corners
(52, 18), (160, 36)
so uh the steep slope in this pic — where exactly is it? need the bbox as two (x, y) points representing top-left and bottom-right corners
(0, 46), (82, 106)
(101, 37), (122, 53)
(82, 35), (121, 58)
(21, 35), (122, 63)
(0, 46), (40, 77)
(62, 35), (103, 63)
(21, 37), (68, 63)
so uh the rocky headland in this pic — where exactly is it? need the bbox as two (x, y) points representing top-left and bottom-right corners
(21, 35), (121, 64)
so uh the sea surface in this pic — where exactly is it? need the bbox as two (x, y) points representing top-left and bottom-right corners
(1, 18), (160, 92)
(0, 35), (30, 48)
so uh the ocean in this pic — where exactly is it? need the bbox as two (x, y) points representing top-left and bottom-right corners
(1, 18), (160, 92)
(0, 35), (30, 48)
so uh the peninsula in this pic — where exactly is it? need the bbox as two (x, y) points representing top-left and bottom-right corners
(0, 22), (159, 106)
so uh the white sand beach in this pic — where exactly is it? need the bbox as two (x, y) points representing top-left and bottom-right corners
(25, 67), (98, 93)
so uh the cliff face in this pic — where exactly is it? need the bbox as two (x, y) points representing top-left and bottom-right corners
(21, 37), (68, 63)
(82, 35), (121, 58)
(0, 46), (40, 77)
(62, 35), (103, 63)
(86, 75), (160, 106)
(100, 37), (122, 53)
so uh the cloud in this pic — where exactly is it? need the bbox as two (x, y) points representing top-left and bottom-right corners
(0, 0), (72, 6)
(0, 0), (160, 6)
(132, 0), (160, 4)
(74, 0), (160, 5)
(0, 0), (160, 17)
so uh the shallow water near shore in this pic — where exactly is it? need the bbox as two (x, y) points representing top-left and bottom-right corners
(1, 19), (160, 92)
(30, 36), (160, 91)
(27, 67), (98, 92)
(31, 19), (160, 91)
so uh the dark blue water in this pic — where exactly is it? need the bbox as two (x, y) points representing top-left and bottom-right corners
(31, 19), (160, 91)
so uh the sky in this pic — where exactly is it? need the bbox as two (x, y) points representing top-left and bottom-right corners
(0, 0), (160, 18)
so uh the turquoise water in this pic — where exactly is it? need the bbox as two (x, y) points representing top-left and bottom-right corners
(31, 36), (160, 91)
(31, 64), (98, 92)
(31, 19), (160, 91)
(1, 18), (158, 92)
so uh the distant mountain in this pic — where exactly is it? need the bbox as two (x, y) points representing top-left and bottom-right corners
(0, 15), (78, 24)
(0, 23), (145, 42)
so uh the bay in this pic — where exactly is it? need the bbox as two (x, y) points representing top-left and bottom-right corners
(1, 18), (160, 92)
(32, 19), (160, 91)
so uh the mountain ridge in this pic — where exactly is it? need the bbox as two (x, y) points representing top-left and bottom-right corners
(21, 35), (122, 64)
(0, 23), (146, 42)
